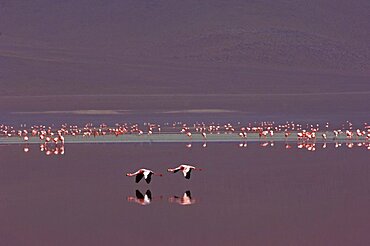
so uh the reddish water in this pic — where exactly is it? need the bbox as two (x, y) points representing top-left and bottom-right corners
(0, 143), (369, 245)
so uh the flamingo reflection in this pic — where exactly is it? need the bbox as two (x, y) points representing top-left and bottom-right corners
(23, 146), (29, 153)
(127, 190), (162, 206)
(169, 191), (196, 206)
(40, 144), (65, 156)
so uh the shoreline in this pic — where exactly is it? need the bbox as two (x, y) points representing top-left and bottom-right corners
(0, 132), (367, 145)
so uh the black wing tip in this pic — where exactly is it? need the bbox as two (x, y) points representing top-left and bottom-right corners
(145, 174), (152, 184)
(185, 172), (191, 179)
(135, 173), (144, 183)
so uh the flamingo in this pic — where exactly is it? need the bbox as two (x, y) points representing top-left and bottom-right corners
(58, 134), (65, 145)
(333, 130), (339, 139)
(259, 130), (268, 138)
(356, 129), (362, 138)
(167, 164), (202, 179)
(346, 130), (353, 139)
(53, 137), (59, 144)
(126, 169), (163, 184)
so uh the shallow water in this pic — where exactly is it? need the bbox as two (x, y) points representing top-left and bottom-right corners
(0, 143), (369, 246)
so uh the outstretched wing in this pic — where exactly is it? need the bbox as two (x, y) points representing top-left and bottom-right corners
(135, 173), (144, 183)
(185, 169), (192, 179)
(145, 173), (152, 184)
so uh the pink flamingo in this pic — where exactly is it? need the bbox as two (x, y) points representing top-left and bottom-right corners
(126, 169), (163, 184)
(167, 164), (202, 179)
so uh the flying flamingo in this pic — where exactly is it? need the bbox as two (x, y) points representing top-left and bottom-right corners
(126, 169), (163, 184)
(167, 164), (202, 179)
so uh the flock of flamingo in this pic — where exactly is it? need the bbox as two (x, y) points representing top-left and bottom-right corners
(0, 121), (370, 155)
(0, 120), (369, 155)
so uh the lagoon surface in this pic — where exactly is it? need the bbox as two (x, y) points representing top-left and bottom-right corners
(0, 143), (369, 246)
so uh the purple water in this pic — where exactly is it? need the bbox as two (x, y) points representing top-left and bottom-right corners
(0, 143), (369, 245)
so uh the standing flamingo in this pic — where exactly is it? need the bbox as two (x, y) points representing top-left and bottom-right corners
(167, 164), (202, 179)
(126, 169), (163, 184)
